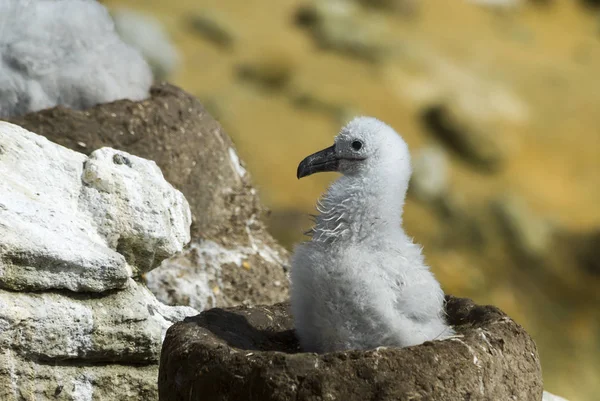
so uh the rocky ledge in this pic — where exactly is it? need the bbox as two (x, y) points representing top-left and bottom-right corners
(159, 296), (543, 401)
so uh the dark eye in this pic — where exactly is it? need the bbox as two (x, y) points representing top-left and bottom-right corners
(351, 140), (363, 151)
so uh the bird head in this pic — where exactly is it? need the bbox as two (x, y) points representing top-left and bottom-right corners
(297, 116), (412, 181)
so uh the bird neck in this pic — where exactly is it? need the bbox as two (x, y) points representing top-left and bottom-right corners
(310, 173), (408, 244)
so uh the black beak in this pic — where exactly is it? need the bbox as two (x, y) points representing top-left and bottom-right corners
(297, 144), (338, 179)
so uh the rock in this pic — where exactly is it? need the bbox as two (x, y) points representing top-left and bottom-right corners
(0, 122), (197, 399)
(581, 0), (600, 7)
(357, 0), (419, 14)
(147, 239), (288, 311)
(558, 228), (600, 276)
(188, 11), (237, 48)
(81, 147), (191, 275)
(0, 278), (195, 364)
(421, 102), (506, 172)
(289, 88), (357, 124)
(0, 0), (152, 118)
(408, 147), (489, 250)
(236, 51), (295, 91)
(0, 123), (127, 292)
(0, 356), (159, 401)
(159, 296), (544, 401)
(409, 145), (449, 202)
(467, 0), (523, 9)
(294, 1), (395, 62)
(8, 83), (289, 310)
(111, 8), (181, 80)
(0, 122), (190, 291)
(492, 193), (554, 261)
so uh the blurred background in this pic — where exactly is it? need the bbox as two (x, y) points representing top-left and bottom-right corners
(101, 0), (599, 400)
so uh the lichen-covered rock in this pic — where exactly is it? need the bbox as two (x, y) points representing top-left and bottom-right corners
(0, 122), (197, 400)
(0, 122), (191, 291)
(8, 83), (289, 311)
(159, 296), (544, 401)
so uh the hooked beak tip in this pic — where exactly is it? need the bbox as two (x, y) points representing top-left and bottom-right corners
(296, 144), (338, 179)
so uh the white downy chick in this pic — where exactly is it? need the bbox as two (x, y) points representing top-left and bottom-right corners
(0, 0), (152, 118)
(291, 116), (454, 353)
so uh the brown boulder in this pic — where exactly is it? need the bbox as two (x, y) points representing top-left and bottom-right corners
(7, 83), (289, 310)
(158, 296), (543, 401)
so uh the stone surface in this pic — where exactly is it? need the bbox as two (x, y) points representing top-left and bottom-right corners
(358, 0), (419, 13)
(0, 278), (196, 364)
(492, 193), (554, 261)
(8, 83), (289, 311)
(236, 55), (294, 91)
(0, 123), (127, 292)
(559, 228), (600, 276)
(409, 145), (449, 202)
(148, 239), (287, 312)
(0, 351), (158, 401)
(468, 0), (522, 8)
(188, 11), (237, 48)
(421, 102), (506, 172)
(81, 147), (192, 275)
(159, 296), (544, 401)
(0, 122), (197, 400)
(0, 122), (190, 292)
(295, 1), (396, 62)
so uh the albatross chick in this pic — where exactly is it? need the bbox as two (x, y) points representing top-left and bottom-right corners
(291, 116), (454, 353)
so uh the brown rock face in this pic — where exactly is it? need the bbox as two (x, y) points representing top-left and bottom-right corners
(7, 83), (289, 310)
(158, 296), (543, 401)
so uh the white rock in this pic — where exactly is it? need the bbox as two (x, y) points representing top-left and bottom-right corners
(81, 147), (192, 274)
(0, 278), (196, 363)
(0, 120), (197, 400)
(0, 122), (191, 291)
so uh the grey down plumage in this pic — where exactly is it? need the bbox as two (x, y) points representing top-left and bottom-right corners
(0, 0), (152, 118)
(291, 116), (455, 353)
